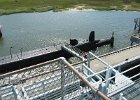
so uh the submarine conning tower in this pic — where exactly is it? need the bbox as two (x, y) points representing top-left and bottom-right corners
(89, 31), (95, 42)
(88, 31), (114, 48)
(0, 25), (2, 38)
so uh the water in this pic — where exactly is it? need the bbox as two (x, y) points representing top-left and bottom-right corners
(0, 10), (140, 57)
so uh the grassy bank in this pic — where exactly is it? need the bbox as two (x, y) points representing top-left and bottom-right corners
(0, 0), (140, 15)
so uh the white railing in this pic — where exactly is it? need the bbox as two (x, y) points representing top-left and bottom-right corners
(0, 57), (109, 100)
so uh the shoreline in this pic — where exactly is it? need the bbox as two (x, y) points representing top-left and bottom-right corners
(0, 5), (140, 16)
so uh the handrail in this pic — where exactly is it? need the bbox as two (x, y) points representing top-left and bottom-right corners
(71, 44), (139, 66)
(0, 57), (110, 100)
(108, 72), (140, 95)
(61, 45), (83, 60)
(98, 44), (139, 58)
(62, 57), (110, 100)
(103, 64), (140, 83)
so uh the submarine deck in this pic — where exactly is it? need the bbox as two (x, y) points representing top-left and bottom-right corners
(0, 45), (61, 65)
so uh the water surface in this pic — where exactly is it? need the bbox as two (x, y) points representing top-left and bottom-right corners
(0, 10), (140, 56)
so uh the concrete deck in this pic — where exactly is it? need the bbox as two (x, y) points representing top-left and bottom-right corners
(110, 78), (140, 100)
(90, 45), (140, 72)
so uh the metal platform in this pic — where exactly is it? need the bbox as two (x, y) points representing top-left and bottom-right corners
(0, 57), (109, 100)
(63, 44), (140, 100)
(1, 44), (140, 100)
(110, 78), (140, 100)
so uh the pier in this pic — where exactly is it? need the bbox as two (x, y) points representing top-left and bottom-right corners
(89, 44), (140, 72)
(67, 44), (140, 99)
(0, 29), (140, 99)
(64, 44), (140, 72)
(0, 43), (140, 100)
(0, 57), (110, 100)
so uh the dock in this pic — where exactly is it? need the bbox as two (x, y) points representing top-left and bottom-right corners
(89, 44), (140, 72)
(0, 44), (140, 100)
(75, 45), (140, 99)
(64, 44), (140, 72)
(0, 19), (140, 99)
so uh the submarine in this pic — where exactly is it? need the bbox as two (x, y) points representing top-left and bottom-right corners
(0, 31), (114, 74)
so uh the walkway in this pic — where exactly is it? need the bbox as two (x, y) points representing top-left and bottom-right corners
(89, 45), (140, 72)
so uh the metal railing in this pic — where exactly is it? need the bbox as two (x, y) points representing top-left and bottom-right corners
(64, 44), (84, 57)
(0, 57), (109, 100)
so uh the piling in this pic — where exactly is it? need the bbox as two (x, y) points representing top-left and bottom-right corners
(110, 32), (114, 48)
(0, 25), (2, 38)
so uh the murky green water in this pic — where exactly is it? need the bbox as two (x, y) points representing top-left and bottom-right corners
(0, 10), (140, 57)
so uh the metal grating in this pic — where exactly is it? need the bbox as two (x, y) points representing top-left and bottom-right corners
(110, 78), (140, 100)
(0, 57), (105, 100)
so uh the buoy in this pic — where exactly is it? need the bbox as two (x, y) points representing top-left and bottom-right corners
(0, 25), (2, 38)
